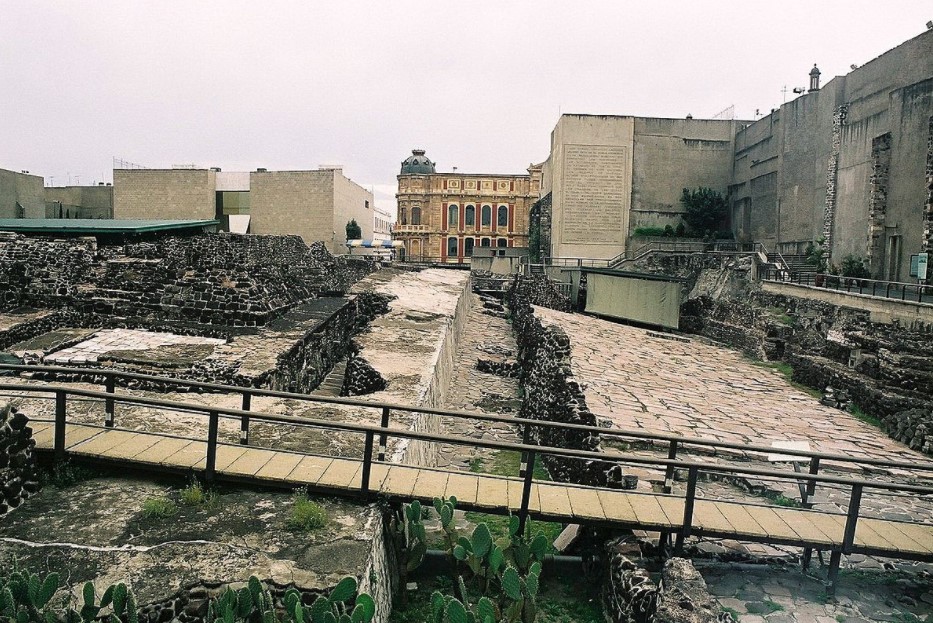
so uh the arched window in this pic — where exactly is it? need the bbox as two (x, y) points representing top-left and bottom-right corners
(496, 238), (508, 248)
(481, 205), (492, 227)
(400, 208), (407, 225)
(411, 207), (421, 225)
(480, 238), (491, 247)
(448, 205), (459, 230)
(464, 238), (475, 256)
(447, 237), (458, 257)
(465, 205), (475, 226)
(497, 205), (508, 227)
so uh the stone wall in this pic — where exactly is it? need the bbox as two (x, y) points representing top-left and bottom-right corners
(0, 403), (38, 516)
(604, 545), (725, 623)
(400, 273), (473, 468)
(0, 232), (376, 325)
(505, 275), (608, 485)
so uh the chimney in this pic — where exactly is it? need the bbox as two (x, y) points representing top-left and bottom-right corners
(809, 64), (821, 92)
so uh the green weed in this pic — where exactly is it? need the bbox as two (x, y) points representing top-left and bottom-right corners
(286, 492), (328, 531)
(849, 404), (881, 428)
(142, 496), (177, 519)
(179, 479), (217, 507)
(38, 459), (98, 489)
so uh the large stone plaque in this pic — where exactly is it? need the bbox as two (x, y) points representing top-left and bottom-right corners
(561, 144), (629, 244)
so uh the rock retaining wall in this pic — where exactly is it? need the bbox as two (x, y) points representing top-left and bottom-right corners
(0, 232), (376, 326)
(505, 275), (608, 486)
(604, 545), (726, 623)
(0, 402), (39, 516)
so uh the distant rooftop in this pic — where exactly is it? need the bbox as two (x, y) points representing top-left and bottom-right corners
(0, 219), (219, 234)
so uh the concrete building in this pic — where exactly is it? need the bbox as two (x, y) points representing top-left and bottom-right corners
(113, 166), (376, 253)
(731, 29), (933, 281)
(394, 149), (541, 262)
(538, 115), (741, 260)
(0, 168), (45, 219)
(45, 184), (113, 219)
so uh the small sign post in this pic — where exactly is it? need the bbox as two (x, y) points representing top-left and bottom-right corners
(919, 252), (929, 282)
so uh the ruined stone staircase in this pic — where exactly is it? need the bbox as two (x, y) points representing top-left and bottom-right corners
(312, 358), (348, 397)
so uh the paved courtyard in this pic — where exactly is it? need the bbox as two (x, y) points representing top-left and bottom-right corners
(534, 306), (931, 467)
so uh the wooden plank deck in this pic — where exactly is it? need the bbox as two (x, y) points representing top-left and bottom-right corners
(33, 425), (933, 561)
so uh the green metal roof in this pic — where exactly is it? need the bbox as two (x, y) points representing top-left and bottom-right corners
(0, 219), (219, 234)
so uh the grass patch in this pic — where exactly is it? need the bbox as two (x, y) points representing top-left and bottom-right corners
(470, 449), (550, 481)
(751, 360), (823, 399)
(745, 600), (783, 614)
(179, 479), (218, 508)
(142, 496), (177, 519)
(286, 491), (328, 531)
(849, 404), (881, 428)
(763, 492), (802, 508)
(765, 306), (795, 326)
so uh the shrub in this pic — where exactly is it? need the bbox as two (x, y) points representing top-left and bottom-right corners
(681, 187), (727, 234)
(840, 254), (870, 279)
(632, 226), (667, 238)
(142, 496), (176, 519)
(286, 493), (328, 531)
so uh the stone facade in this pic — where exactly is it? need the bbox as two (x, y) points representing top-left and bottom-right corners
(540, 115), (740, 260)
(45, 184), (113, 219)
(0, 168), (45, 219)
(250, 169), (376, 253)
(114, 169), (217, 221)
(731, 30), (933, 279)
(394, 150), (541, 263)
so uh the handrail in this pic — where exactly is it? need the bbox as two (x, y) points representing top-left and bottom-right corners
(7, 382), (933, 496)
(761, 269), (932, 303)
(2, 363), (932, 474)
(10, 379), (933, 575)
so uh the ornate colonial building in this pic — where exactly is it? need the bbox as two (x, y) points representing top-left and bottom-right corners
(394, 149), (541, 262)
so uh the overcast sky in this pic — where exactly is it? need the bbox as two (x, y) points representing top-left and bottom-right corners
(1, 1), (930, 214)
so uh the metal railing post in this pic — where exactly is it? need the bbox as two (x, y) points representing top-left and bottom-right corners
(663, 440), (678, 494)
(518, 450), (536, 535)
(240, 391), (251, 445)
(378, 406), (390, 461)
(54, 390), (67, 460)
(205, 410), (219, 483)
(675, 466), (698, 555)
(519, 425), (532, 478)
(361, 431), (375, 496)
(842, 483), (863, 555)
(805, 457), (820, 504)
(104, 374), (115, 428)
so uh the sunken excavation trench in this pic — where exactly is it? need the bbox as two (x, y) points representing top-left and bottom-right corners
(1, 233), (931, 622)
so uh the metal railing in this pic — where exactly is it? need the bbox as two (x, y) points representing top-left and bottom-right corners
(5, 377), (932, 576)
(539, 257), (611, 268)
(762, 269), (932, 304)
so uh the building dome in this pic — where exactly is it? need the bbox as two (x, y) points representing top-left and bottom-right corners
(400, 149), (436, 175)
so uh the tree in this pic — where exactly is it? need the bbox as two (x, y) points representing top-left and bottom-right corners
(345, 218), (362, 240)
(680, 187), (727, 236)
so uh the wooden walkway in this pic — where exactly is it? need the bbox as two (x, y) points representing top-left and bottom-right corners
(29, 421), (933, 562)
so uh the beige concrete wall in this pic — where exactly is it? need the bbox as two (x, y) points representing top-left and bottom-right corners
(0, 169), (45, 219)
(732, 29), (933, 278)
(45, 185), (113, 219)
(113, 169), (216, 220)
(333, 171), (376, 252)
(631, 117), (736, 232)
(250, 170), (334, 248)
(547, 114), (635, 259)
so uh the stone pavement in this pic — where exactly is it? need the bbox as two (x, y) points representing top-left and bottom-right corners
(700, 563), (933, 622)
(41, 329), (225, 364)
(533, 306), (933, 469)
(438, 293), (523, 473)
